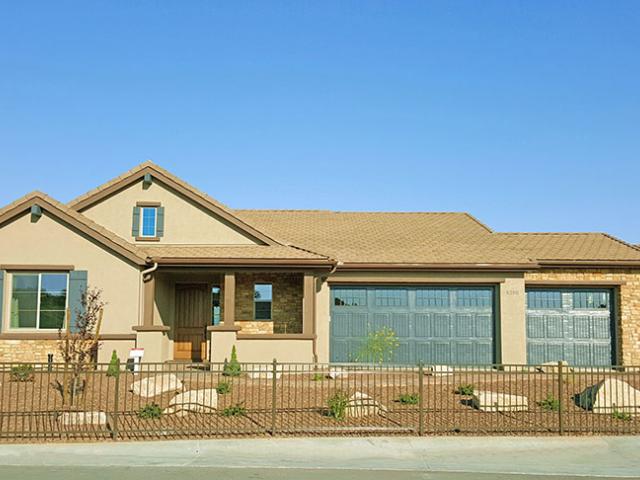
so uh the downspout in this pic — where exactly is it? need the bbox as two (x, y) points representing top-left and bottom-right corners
(139, 260), (159, 329)
(142, 260), (159, 282)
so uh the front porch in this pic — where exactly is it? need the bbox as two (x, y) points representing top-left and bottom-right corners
(135, 268), (318, 363)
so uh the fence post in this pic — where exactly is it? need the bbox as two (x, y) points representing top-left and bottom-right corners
(557, 360), (564, 436)
(111, 368), (120, 440)
(418, 363), (424, 436)
(271, 358), (278, 436)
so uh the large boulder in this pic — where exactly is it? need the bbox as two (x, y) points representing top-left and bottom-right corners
(426, 365), (454, 376)
(577, 378), (640, 414)
(248, 364), (282, 380)
(130, 374), (183, 398)
(537, 361), (571, 374)
(345, 391), (387, 418)
(60, 411), (108, 427)
(472, 391), (528, 412)
(163, 389), (218, 416)
(328, 368), (347, 379)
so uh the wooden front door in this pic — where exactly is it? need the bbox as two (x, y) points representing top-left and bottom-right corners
(174, 284), (209, 361)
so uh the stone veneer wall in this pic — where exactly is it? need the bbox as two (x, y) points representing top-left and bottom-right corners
(525, 269), (640, 365)
(235, 273), (303, 334)
(0, 340), (63, 363)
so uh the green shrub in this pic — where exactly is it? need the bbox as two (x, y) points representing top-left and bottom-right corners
(355, 327), (400, 364)
(311, 373), (324, 381)
(10, 364), (34, 382)
(612, 410), (632, 421)
(327, 390), (350, 420)
(455, 384), (475, 396)
(398, 393), (420, 405)
(222, 346), (241, 377)
(222, 403), (247, 417)
(138, 403), (162, 419)
(537, 394), (560, 412)
(106, 350), (120, 378)
(216, 381), (231, 394)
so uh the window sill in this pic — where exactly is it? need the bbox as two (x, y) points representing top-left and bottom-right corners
(135, 236), (161, 242)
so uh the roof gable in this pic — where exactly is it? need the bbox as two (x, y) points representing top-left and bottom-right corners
(68, 161), (278, 246)
(0, 192), (147, 265)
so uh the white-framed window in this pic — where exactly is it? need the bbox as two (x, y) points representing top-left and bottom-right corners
(10, 272), (69, 330)
(140, 207), (158, 237)
(254, 283), (272, 321)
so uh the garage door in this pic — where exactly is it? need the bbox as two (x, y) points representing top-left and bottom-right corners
(330, 286), (495, 365)
(526, 288), (615, 366)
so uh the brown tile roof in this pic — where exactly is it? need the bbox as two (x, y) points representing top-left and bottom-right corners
(0, 192), (148, 265)
(498, 233), (640, 264)
(143, 244), (330, 262)
(236, 210), (640, 267)
(235, 210), (536, 267)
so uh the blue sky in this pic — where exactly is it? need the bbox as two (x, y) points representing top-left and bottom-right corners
(1, 1), (639, 242)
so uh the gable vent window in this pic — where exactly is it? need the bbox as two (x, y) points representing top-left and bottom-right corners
(141, 207), (157, 237)
(132, 204), (164, 240)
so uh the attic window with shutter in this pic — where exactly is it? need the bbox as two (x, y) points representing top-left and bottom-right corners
(132, 203), (164, 240)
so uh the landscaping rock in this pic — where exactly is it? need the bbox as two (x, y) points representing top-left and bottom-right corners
(345, 391), (387, 418)
(472, 391), (529, 412)
(60, 411), (108, 427)
(577, 378), (640, 414)
(163, 389), (218, 416)
(248, 364), (282, 380)
(426, 365), (454, 376)
(130, 374), (183, 398)
(328, 368), (347, 379)
(537, 361), (571, 373)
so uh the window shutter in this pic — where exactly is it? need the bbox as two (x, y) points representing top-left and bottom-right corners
(0, 270), (4, 332)
(132, 206), (141, 237)
(156, 206), (165, 238)
(68, 270), (88, 333)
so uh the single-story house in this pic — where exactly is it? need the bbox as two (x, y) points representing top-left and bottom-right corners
(1, 161), (639, 366)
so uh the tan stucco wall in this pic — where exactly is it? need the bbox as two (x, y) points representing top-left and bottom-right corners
(209, 331), (313, 363)
(0, 211), (143, 363)
(525, 269), (640, 365)
(81, 179), (259, 245)
(0, 212), (142, 336)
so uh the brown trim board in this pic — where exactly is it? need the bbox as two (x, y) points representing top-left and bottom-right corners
(1, 264), (75, 272)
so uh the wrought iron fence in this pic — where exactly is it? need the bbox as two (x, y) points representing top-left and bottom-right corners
(0, 361), (638, 441)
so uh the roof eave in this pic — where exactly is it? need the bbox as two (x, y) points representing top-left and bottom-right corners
(335, 262), (540, 272)
(538, 260), (640, 268)
(149, 256), (336, 270)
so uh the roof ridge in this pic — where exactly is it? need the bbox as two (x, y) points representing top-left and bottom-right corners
(238, 209), (472, 215)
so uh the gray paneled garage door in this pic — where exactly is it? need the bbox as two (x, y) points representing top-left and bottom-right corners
(526, 288), (615, 366)
(330, 286), (495, 365)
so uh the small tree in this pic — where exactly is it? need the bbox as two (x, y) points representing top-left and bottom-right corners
(355, 326), (400, 364)
(222, 345), (241, 377)
(57, 288), (105, 405)
(106, 350), (120, 378)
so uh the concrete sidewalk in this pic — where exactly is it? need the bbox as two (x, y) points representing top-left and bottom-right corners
(0, 437), (639, 478)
